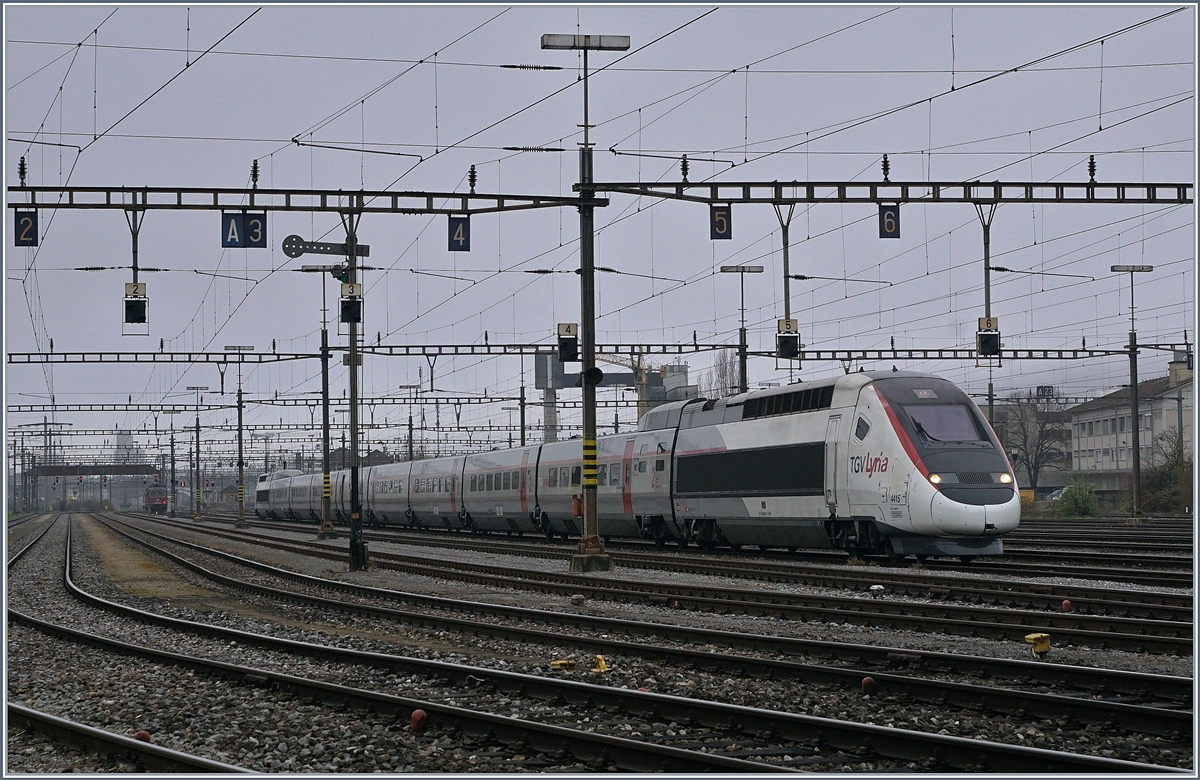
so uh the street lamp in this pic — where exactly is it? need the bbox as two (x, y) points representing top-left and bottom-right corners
(721, 265), (764, 394)
(186, 386), (208, 521)
(1111, 263), (1153, 519)
(223, 346), (254, 527)
(542, 31), (629, 574)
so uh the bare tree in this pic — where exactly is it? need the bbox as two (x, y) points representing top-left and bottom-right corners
(703, 350), (739, 398)
(1000, 391), (1069, 491)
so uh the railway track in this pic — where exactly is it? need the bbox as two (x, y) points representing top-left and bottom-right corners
(7, 703), (251, 773)
(135, 514), (1192, 654)
(99, 515), (1195, 726)
(206, 512), (1195, 587)
(9, 514), (1186, 772)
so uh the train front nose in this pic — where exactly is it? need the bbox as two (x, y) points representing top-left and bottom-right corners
(930, 486), (1019, 535)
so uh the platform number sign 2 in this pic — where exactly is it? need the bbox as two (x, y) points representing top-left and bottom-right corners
(448, 215), (470, 252)
(710, 204), (732, 240)
(14, 210), (37, 247)
(221, 212), (267, 248)
(879, 204), (900, 239)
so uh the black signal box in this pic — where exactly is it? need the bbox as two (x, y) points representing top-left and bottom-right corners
(558, 336), (579, 363)
(977, 331), (1001, 357)
(340, 298), (362, 324)
(776, 333), (800, 360)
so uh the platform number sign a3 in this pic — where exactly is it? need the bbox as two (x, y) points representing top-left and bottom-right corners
(221, 212), (268, 248)
(879, 204), (900, 239)
(448, 215), (470, 252)
(710, 204), (732, 240)
(14, 210), (37, 247)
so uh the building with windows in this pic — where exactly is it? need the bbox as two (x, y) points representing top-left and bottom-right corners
(1067, 354), (1193, 493)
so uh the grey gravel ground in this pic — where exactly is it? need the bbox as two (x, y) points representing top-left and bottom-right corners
(5, 514), (1194, 773)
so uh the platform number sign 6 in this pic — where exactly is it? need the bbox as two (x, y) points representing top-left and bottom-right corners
(14, 210), (37, 247)
(448, 215), (470, 252)
(879, 204), (900, 239)
(710, 204), (732, 240)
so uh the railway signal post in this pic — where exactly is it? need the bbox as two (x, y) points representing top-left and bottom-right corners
(187, 386), (208, 521)
(224, 346), (254, 527)
(542, 32), (630, 573)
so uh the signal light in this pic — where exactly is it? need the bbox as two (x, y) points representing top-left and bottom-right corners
(329, 265), (350, 283)
(776, 333), (800, 361)
(124, 298), (148, 324)
(557, 336), (578, 363)
(340, 297), (362, 324)
(976, 330), (1001, 357)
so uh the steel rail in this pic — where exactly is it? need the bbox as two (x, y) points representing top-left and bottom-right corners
(167, 520), (1192, 649)
(319, 526), (1192, 618)
(52, 517), (1195, 760)
(7, 703), (252, 773)
(103, 515), (1194, 704)
(32, 520), (789, 773)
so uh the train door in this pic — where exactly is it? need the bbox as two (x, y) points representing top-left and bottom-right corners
(825, 415), (843, 514)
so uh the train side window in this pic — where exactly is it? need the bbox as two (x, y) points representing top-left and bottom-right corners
(548, 468), (558, 488)
(571, 466), (581, 486)
(502, 471), (511, 490)
(656, 459), (665, 472)
(597, 464), (607, 485)
(561, 467), (569, 487)
(854, 417), (871, 441)
(486, 473), (493, 491)
(512, 470), (520, 489)
(470, 474), (477, 492)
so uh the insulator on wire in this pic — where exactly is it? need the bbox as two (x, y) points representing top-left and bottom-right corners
(468, 164), (477, 194)
(251, 159), (260, 189)
(881, 154), (890, 182)
(680, 155), (689, 182)
(1087, 155), (1096, 183)
(18, 156), (27, 186)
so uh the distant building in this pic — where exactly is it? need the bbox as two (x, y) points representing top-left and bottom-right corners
(1066, 354), (1193, 493)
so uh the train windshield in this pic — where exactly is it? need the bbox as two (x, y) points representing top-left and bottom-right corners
(902, 404), (986, 443)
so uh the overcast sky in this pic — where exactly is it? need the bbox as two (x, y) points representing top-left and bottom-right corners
(5, 3), (1196, 468)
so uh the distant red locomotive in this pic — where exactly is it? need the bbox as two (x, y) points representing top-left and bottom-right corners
(144, 486), (170, 515)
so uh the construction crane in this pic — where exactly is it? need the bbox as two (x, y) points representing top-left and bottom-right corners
(596, 354), (655, 420)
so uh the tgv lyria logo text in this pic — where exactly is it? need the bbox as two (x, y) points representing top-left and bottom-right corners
(850, 453), (889, 476)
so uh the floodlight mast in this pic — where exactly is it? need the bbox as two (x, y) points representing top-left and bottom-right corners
(541, 32), (628, 573)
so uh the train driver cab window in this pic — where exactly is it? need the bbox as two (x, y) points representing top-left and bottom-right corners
(597, 464), (607, 486)
(655, 459), (665, 472)
(571, 466), (581, 486)
(855, 417), (871, 441)
(548, 468), (558, 488)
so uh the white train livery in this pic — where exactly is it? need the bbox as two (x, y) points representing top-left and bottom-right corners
(256, 371), (1020, 560)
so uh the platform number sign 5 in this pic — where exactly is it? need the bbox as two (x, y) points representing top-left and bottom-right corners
(710, 204), (732, 240)
(879, 204), (900, 239)
(221, 212), (268, 248)
(448, 215), (470, 252)
(14, 210), (37, 247)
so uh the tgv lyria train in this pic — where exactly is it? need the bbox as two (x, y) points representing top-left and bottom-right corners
(256, 371), (1020, 560)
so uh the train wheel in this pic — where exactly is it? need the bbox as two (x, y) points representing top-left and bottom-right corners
(729, 543), (742, 553)
(915, 554), (929, 564)
(655, 536), (666, 550)
(886, 548), (904, 565)
(958, 555), (975, 564)
(787, 547), (797, 553)
(678, 536), (688, 551)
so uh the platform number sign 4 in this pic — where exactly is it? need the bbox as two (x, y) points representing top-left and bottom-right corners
(879, 204), (900, 239)
(448, 215), (470, 252)
(710, 204), (732, 240)
(14, 210), (37, 247)
(221, 212), (267, 248)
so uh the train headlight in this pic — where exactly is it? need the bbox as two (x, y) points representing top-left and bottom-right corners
(929, 473), (942, 484)
(993, 472), (1013, 484)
